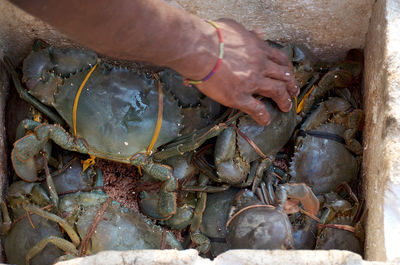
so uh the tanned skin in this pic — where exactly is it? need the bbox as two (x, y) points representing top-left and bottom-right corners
(10, 0), (299, 125)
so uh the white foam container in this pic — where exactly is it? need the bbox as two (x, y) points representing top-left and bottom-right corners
(1, 0), (399, 263)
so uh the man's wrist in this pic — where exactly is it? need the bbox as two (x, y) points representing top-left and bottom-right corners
(162, 18), (219, 81)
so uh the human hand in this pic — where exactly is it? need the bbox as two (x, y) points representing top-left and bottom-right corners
(195, 19), (299, 125)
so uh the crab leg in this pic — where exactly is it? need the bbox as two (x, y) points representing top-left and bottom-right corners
(23, 204), (80, 247)
(189, 174), (211, 254)
(26, 236), (78, 265)
(16, 120), (41, 139)
(42, 153), (59, 210)
(130, 153), (177, 218)
(0, 201), (12, 235)
(344, 109), (363, 155)
(152, 110), (240, 161)
(301, 69), (354, 115)
(183, 146), (230, 192)
(12, 123), (89, 182)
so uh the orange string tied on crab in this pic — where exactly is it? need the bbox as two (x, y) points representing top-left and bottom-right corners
(72, 59), (99, 174)
(295, 85), (316, 114)
(137, 74), (164, 175)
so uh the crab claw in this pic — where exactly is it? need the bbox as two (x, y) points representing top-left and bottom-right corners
(11, 148), (41, 182)
(12, 134), (49, 182)
(276, 183), (320, 216)
(130, 153), (177, 218)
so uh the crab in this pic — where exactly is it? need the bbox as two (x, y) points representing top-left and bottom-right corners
(208, 43), (317, 186)
(315, 183), (364, 254)
(191, 171), (320, 252)
(198, 188), (239, 258)
(2, 154), (100, 265)
(225, 181), (319, 250)
(139, 148), (229, 254)
(295, 50), (362, 118)
(290, 211), (318, 249)
(4, 42), (226, 219)
(212, 98), (297, 186)
(289, 96), (363, 195)
(2, 156), (182, 265)
(192, 45), (358, 189)
(2, 181), (64, 265)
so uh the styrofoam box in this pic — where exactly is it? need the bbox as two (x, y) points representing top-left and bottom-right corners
(0, 0), (399, 263)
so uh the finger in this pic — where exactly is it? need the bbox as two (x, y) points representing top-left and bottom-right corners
(263, 61), (297, 96)
(292, 82), (300, 97)
(235, 96), (271, 126)
(264, 50), (300, 97)
(265, 45), (293, 67)
(256, 78), (292, 112)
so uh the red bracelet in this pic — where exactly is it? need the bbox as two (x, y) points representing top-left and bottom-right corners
(184, 20), (224, 86)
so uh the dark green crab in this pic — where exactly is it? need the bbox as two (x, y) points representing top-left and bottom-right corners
(2, 155), (182, 265)
(5, 42), (224, 219)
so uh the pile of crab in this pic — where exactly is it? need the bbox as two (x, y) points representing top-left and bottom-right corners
(1, 40), (365, 265)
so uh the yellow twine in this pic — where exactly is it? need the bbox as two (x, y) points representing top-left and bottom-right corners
(137, 74), (163, 175)
(146, 75), (164, 154)
(73, 60), (99, 173)
(73, 59), (99, 136)
(296, 85), (316, 114)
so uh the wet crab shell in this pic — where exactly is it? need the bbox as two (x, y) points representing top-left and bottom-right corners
(59, 192), (183, 252)
(200, 188), (239, 257)
(289, 123), (359, 194)
(214, 99), (297, 185)
(291, 214), (318, 249)
(4, 214), (64, 265)
(315, 216), (362, 254)
(4, 181), (64, 265)
(237, 99), (297, 163)
(226, 206), (294, 250)
(53, 64), (184, 162)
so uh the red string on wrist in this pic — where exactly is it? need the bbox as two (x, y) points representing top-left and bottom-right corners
(184, 20), (224, 86)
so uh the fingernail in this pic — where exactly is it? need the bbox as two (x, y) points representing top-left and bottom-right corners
(288, 101), (293, 111)
(257, 112), (270, 125)
(295, 85), (300, 97)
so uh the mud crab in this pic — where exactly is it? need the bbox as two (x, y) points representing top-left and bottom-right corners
(2, 181), (64, 265)
(225, 182), (319, 250)
(291, 213), (318, 249)
(208, 43), (318, 186)
(4, 42), (226, 218)
(140, 149), (228, 254)
(199, 188), (239, 257)
(186, 44), (354, 189)
(193, 178), (320, 252)
(212, 99), (297, 186)
(315, 183), (364, 254)
(289, 96), (363, 194)
(2, 160), (182, 265)
(2, 152), (100, 265)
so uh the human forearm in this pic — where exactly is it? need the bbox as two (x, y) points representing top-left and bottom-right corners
(10, 0), (299, 125)
(10, 0), (217, 79)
